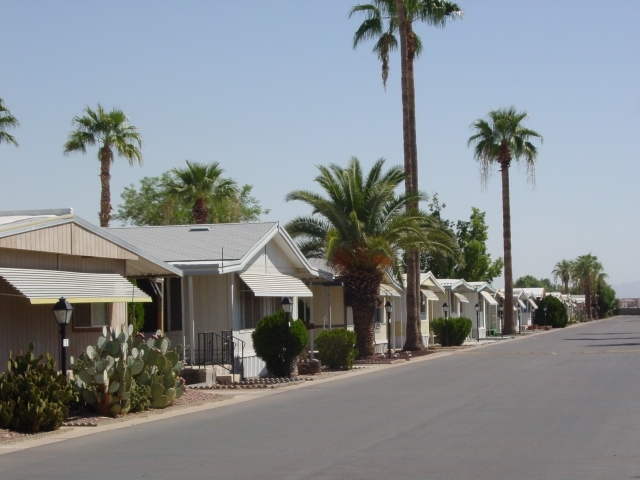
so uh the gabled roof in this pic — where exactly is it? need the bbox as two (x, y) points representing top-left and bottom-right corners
(418, 272), (445, 293)
(467, 281), (497, 293)
(436, 278), (475, 292)
(110, 222), (322, 278)
(0, 209), (181, 277)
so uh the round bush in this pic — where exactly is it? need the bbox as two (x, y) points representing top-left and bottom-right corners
(252, 310), (308, 377)
(431, 317), (472, 346)
(315, 329), (358, 369)
(534, 296), (568, 328)
(0, 343), (75, 433)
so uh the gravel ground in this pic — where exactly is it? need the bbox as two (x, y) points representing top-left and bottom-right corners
(0, 389), (224, 442)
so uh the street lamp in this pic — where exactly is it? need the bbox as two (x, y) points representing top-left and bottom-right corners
(442, 303), (449, 347)
(52, 297), (73, 375)
(517, 304), (522, 334)
(385, 301), (393, 359)
(498, 303), (504, 339)
(475, 303), (480, 343)
(281, 297), (292, 378)
(543, 304), (547, 326)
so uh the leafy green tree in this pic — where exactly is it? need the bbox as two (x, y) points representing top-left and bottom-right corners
(0, 99), (19, 147)
(454, 208), (503, 282)
(165, 161), (238, 224)
(114, 171), (266, 226)
(596, 279), (618, 318)
(420, 194), (456, 277)
(534, 296), (568, 328)
(350, 0), (463, 351)
(552, 259), (573, 294)
(514, 276), (557, 290)
(286, 157), (457, 357)
(468, 107), (543, 334)
(571, 253), (606, 320)
(64, 104), (143, 227)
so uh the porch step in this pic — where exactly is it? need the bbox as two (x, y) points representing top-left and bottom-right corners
(181, 366), (216, 386)
(216, 373), (242, 385)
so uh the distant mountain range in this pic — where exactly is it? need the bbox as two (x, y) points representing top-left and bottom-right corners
(612, 281), (640, 299)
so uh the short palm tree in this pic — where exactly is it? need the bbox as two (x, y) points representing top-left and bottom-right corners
(571, 253), (606, 320)
(552, 259), (573, 294)
(468, 107), (543, 334)
(64, 104), (142, 227)
(286, 157), (457, 358)
(165, 161), (237, 224)
(0, 99), (19, 147)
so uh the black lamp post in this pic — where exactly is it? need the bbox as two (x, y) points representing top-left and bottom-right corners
(442, 303), (449, 347)
(498, 303), (504, 339)
(52, 297), (73, 375)
(385, 301), (393, 359)
(517, 304), (522, 333)
(544, 304), (547, 325)
(475, 303), (480, 342)
(281, 297), (292, 378)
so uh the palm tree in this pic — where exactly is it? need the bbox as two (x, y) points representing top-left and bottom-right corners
(468, 107), (543, 334)
(64, 104), (142, 228)
(0, 99), (19, 147)
(571, 253), (606, 320)
(286, 157), (457, 358)
(552, 259), (573, 294)
(165, 161), (237, 224)
(350, 0), (463, 350)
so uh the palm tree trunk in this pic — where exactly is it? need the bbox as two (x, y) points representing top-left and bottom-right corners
(585, 280), (592, 320)
(99, 145), (112, 228)
(396, 0), (423, 351)
(192, 197), (209, 224)
(500, 152), (516, 334)
(340, 269), (382, 359)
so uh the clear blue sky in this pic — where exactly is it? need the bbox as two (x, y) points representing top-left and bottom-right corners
(1, 1), (639, 287)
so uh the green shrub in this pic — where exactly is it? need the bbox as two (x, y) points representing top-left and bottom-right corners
(252, 310), (308, 377)
(71, 327), (184, 416)
(0, 343), (75, 433)
(431, 317), (472, 346)
(315, 329), (358, 369)
(534, 296), (568, 328)
(130, 382), (151, 413)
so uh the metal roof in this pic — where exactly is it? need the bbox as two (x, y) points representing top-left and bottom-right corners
(0, 267), (151, 304)
(0, 209), (181, 277)
(109, 222), (277, 263)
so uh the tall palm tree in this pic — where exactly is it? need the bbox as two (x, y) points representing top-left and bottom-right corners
(165, 161), (237, 224)
(468, 107), (543, 334)
(0, 99), (19, 147)
(571, 253), (606, 320)
(286, 157), (457, 358)
(350, 0), (463, 350)
(552, 259), (573, 294)
(64, 104), (142, 227)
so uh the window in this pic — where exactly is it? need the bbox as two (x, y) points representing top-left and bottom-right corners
(241, 289), (261, 330)
(74, 303), (109, 329)
(420, 293), (426, 314)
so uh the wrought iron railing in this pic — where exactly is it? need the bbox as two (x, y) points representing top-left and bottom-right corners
(196, 330), (245, 379)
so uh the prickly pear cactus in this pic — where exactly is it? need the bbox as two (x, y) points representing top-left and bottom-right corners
(70, 325), (136, 416)
(133, 331), (185, 409)
(0, 343), (75, 433)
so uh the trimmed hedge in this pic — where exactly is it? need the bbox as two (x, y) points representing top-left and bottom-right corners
(315, 329), (358, 369)
(534, 296), (568, 328)
(431, 317), (472, 346)
(252, 310), (308, 377)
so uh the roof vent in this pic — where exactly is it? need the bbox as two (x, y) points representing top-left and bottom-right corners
(189, 227), (210, 232)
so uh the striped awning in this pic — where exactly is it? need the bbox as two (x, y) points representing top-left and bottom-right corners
(380, 284), (400, 297)
(0, 267), (151, 304)
(454, 292), (469, 303)
(239, 272), (312, 297)
(480, 290), (498, 306)
(528, 298), (538, 309)
(421, 289), (439, 301)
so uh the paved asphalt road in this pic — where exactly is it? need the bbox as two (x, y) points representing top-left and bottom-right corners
(2, 316), (640, 479)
